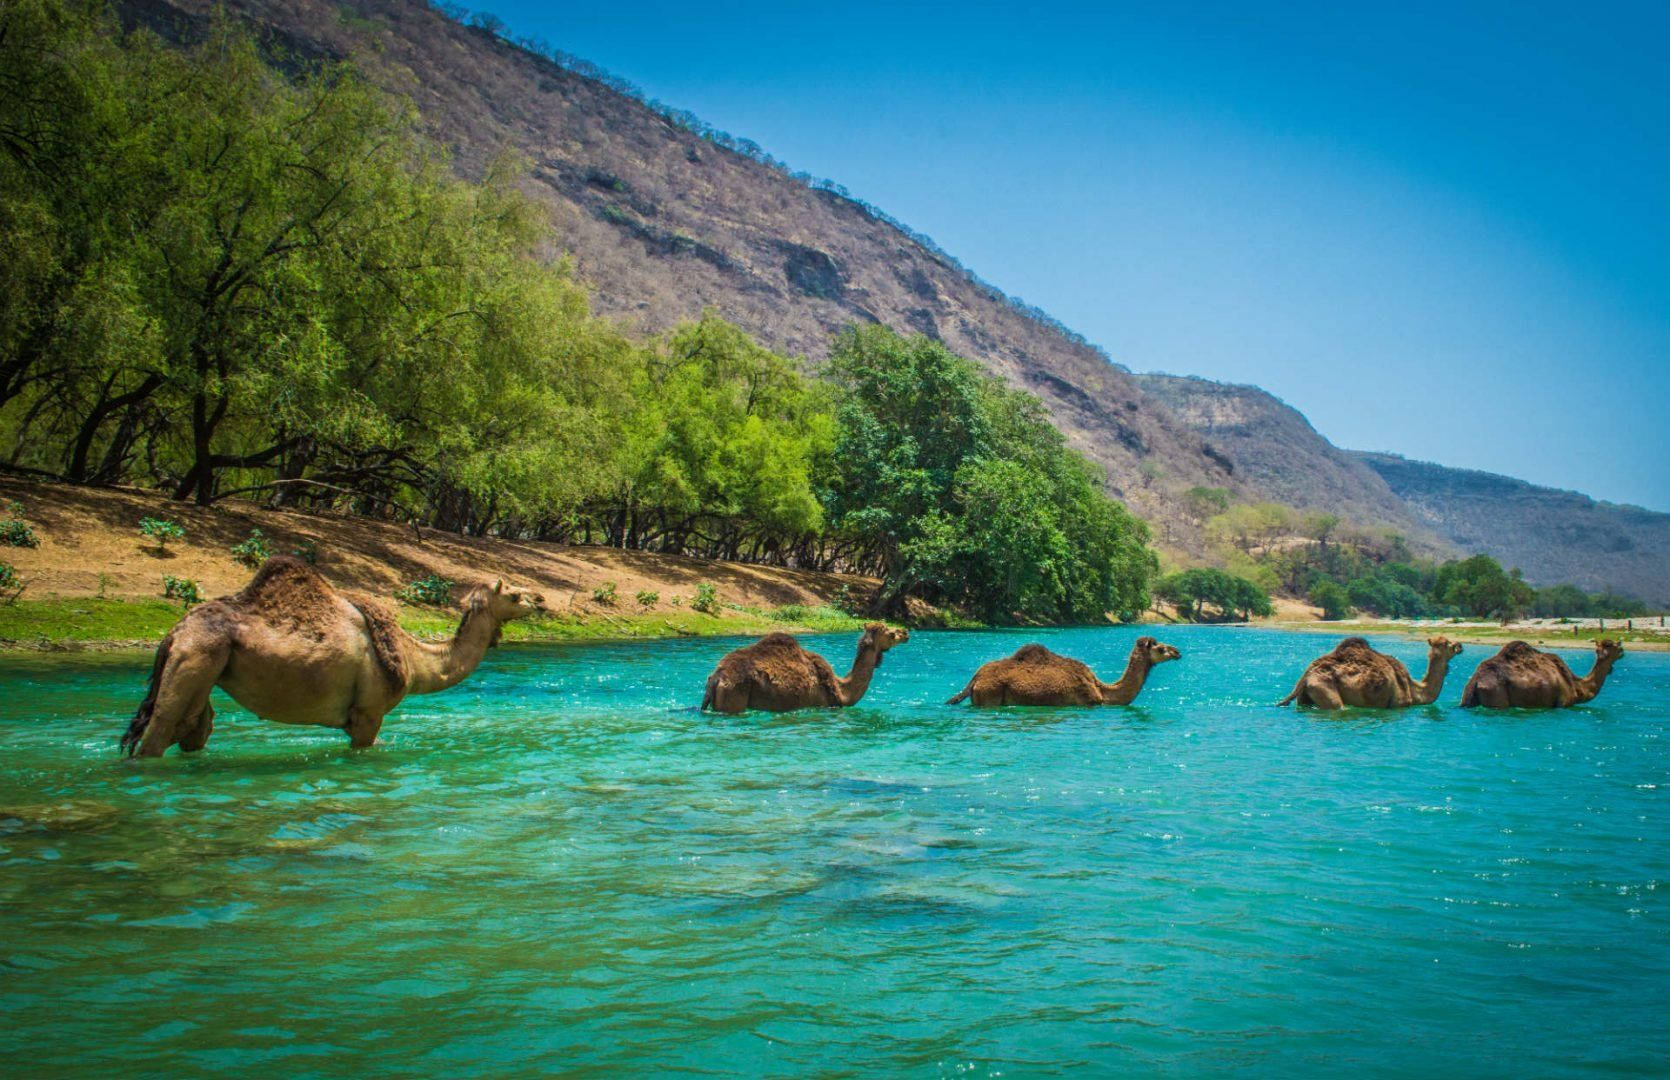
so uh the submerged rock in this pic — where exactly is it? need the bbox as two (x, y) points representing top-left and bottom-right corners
(0, 800), (121, 832)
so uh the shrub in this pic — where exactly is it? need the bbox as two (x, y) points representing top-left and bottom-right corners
(591, 581), (618, 605)
(396, 575), (454, 606)
(292, 539), (319, 564)
(1309, 581), (1352, 621)
(230, 528), (273, 567)
(635, 589), (659, 608)
(692, 582), (720, 614)
(0, 561), (21, 600)
(139, 517), (185, 551)
(162, 575), (201, 606)
(1, 502), (38, 548)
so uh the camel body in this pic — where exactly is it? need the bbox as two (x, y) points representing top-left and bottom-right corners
(946, 637), (1180, 706)
(1278, 636), (1461, 710)
(701, 623), (908, 713)
(121, 557), (542, 756)
(1460, 639), (1622, 708)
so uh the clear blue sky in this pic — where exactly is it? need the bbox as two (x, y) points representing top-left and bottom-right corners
(487, 0), (1670, 511)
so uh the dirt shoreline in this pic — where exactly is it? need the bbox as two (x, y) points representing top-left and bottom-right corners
(1255, 618), (1670, 652)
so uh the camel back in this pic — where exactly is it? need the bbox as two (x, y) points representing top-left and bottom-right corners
(719, 633), (842, 700)
(237, 557), (407, 694)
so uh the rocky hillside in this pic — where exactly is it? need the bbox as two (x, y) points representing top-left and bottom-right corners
(1356, 454), (1670, 604)
(1133, 374), (1448, 554)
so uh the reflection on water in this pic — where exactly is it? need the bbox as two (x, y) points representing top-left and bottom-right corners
(0, 627), (1666, 1076)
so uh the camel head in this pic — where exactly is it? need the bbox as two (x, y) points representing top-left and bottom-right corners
(1426, 636), (1463, 659)
(1135, 636), (1182, 665)
(468, 579), (546, 624)
(860, 622), (910, 666)
(1595, 638), (1625, 662)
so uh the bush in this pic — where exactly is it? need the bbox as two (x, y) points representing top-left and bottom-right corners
(139, 517), (185, 551)
(162, 575), (201, 606)
(230, 528), (273, 567)
(692, 582), (720, 614)
(1154, 567), (1272, 622)
(396, 574), (454, 606)
(0, 561), (21, 600)
(1, 502), (38, 548)
(1309, 581), (1352, 621)
(292, 539), (319, 564)
(591, 581), (617, 605)
(635, 589), (659, 608)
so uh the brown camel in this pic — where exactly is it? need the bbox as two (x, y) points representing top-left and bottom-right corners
(946, 637), (1181, 706)
(1460, 639), (1623, 709)
(701, 622), (909, 713)
(1277, 636), (1462, 709)
(120, 556), (543, 757)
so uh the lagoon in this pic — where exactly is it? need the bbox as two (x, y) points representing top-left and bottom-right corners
(1, 627), (1665, 1076)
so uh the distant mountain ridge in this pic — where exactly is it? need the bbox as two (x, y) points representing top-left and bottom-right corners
(1355, 452), (1670, 604)
(120, 0), (1667, 602)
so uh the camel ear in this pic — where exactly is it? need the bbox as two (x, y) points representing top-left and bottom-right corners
(493, 579), (503, 595)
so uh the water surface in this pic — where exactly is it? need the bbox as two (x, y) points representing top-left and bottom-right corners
(1, 627), (1664, 1076)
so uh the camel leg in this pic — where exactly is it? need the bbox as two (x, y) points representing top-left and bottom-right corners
(136, 648), (226, 757)
(344, 708), (383, 749)
(177, 701), (215, 753)
(1305, 682), (1344, 710)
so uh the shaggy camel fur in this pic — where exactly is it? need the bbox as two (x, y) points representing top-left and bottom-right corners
(946, 637), (1181, 706)
(701, 622), (909, 713)
(120, 556), (543, 757)
(1277, 636), (1461, 709)
(1460, 639), (1623, 708)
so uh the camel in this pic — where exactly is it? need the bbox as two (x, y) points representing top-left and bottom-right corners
(1277, 636), (1462, 709)
(119, 556), (543, 757)
(946, 637), (1181, 706)
(701, 622), (909, 713)
(1459, 639), (1623, 709)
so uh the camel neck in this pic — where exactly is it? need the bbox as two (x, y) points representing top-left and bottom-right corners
(406, 601), (501, 695)
(1416, 650), (1453, 704)
(1101, 648), (1153, 706)
(1577, 653), (1618, 702)
(836, 644), (882, 706)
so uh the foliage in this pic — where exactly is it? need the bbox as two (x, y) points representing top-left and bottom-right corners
(161, 575), (200, 606)
(291, 539), (318, 564)
(634, 589), (659, 608)
(1154, 568), (1272, 622)
(139, 517), (185, 550)
(0, 561), (20, 599)
(1432, 555), (1536, 620)
(230, 528), (273, 568)
(692, 582), (720, 614)
(0, 502), (38, 547)
(590, 581), (617, 605)
(822, 325), (1154, 621)
(396, 574), (454, 606)
(1308, 581), (1352, 621)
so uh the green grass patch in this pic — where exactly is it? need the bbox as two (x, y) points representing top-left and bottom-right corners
(0, 597), (185, 647)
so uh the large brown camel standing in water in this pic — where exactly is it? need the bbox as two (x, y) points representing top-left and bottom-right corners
(946, 637), (1181, 706)
(1277, 636), (1462, 709)
(120, 556), (543, 757)
(701, 623), (909, 713)
(1460, 639), (1623, 708)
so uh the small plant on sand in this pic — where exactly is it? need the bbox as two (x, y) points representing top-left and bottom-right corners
(97, 572), (114, 599)
(591, 581), (618, 605)
(139, 516), (184, 552)
(0, 561), (22, 601)
(291, 539), (318, 564)
(230, 528), (273, 567)
(635, 589), (659, 609)
(162, 575), (201, 606)
(396, 574), (454, 607)
(1, 501), (38, 548)
(692, 582), (720, 614)
(668, 595), (683, 608)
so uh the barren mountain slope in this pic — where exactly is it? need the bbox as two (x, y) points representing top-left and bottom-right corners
(1134, 374), (1449, 554)
(1356, 453), (1670, 604)
(123, 0), (1249, 541)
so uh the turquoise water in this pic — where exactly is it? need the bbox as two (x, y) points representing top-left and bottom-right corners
(0, 627), (1665, 1077)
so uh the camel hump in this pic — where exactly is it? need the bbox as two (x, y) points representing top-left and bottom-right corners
(752, 632), (804, 653)
(1498, 640), (1539, 660)
(233, 555), (340, 635)
(1333, 636), (1374, 655)
(1011, 643), (1059, 664)
(345, 591), (408, 694)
